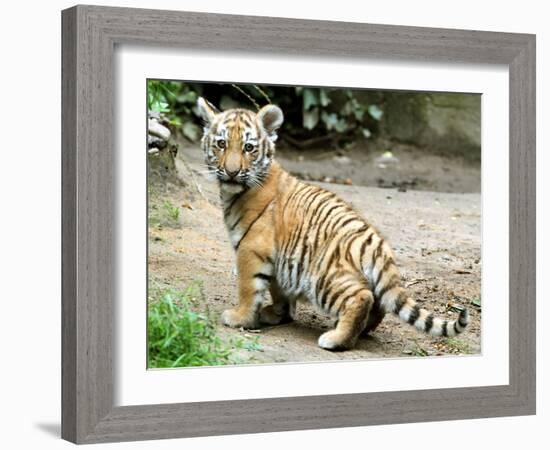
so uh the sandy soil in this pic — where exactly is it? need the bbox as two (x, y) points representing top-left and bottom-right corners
(148, 143), (481, 365)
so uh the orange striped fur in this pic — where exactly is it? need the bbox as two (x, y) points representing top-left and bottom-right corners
(197, 97), (469, 350)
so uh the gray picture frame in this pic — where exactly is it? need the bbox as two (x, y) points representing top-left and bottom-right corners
(61, 4), (536, 444)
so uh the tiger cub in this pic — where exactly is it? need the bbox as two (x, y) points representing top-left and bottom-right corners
(197, 97), (469, 351)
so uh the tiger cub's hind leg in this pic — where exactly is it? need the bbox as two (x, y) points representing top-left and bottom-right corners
(363, 303), (386, 334)
(259, 283), (294, 325)
(318, 283), (374, 351)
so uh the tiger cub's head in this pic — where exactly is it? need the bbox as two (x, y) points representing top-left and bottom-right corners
(197, 97), (284, 189)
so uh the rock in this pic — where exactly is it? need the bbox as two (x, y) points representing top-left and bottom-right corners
(148, 118), (171, 141)
(333, 155), (352, 165)
(181, 121), (201, 142)
(374, 151), (399, 168)
(382, 92), (481, 160)
(148, 110), (161, 120)
(148, 134), (167, 149)
(353, 91), (481, 160)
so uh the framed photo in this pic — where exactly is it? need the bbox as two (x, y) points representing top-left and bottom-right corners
(61, 5), (536, 444)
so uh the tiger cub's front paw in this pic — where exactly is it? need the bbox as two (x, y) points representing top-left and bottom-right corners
(318, 330), (353, 351)
(259, 304), (293, 325)
(221, 308), (258, 329)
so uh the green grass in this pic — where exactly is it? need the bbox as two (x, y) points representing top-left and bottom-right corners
(402, 341), (429, 357)
(147, 283), (261, 368)
(444, 337), (471, 354)
(148, 198), (181, 228)
(162, 200), (180, 222)
(470, 297), (481, 308)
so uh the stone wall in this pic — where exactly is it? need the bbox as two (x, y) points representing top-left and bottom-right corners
(380, 91), (481, 160)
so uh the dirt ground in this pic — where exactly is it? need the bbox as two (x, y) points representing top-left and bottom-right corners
(276, 139), (481, 194)
(148, 141), (481, 365)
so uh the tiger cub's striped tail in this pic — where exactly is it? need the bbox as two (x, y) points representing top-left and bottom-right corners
(379, 286), (470, 337)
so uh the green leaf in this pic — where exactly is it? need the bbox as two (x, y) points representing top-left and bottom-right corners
(319, 89), (331, 107)
(368, 104), (384, 121)
(334, 118), (348, 132)
(177, 91), (197, 104)
(151, 100), (170, 114)
(353, 106), (365, 121)
(322, 111), (348, 132)
(302, 89), (318, 110)
(169, 117), (182, 127)
(321, 111), (338, 130)
(303, 107), (319, 130)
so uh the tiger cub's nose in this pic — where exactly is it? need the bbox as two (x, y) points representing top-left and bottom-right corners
(226, 168), (240, 178)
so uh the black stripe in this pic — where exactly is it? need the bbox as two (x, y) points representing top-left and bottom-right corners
(344, 239), (355, 265)
(312, 233), (337, 273)
(324, 211), (354, 240)
(286, 188), (321, 256)
(282, 183), (309, 212)
(458, 310), (469, 327)
(296, 193), (331, 275)
(229, 213), (245, 231)
(318, 285), (332, 308)
(284, 227), (302, 261)
(316, 203), (343, 229)
(306, 191), (338, 236)
(301, 185), (324, 209)
(254, 273), (272, 281)
(441, 320), (449, 337)
(319, 279), (348, 308)
(241, 116), (253, 129)
(376, 274), (400, 300)
(407, 304), (421, 325)
(313, 198), (344, 230)
(453, 321), (460, 335)
(315, 200), (346, 232)
(393, 291), (407, 314)
(296, 237), (310, 282)
(323, 245), (341, 273)
(329, 287), (366, 310)
(338, 217), (360, 230)
(315, 274), (326, 295)
(351, 224), (369, 236)
(280, 187), (319, 257)
(424, 314), (434, 333)
(371, 238), (385, 267)
(375, 256), (394, 287)
(235, 200), (272, 250)
(316, 271), (338, 299)
(374, 238), (385, 259)
(341, 225), (370, 264)
(324, 284), (354, 309)
(251, 250), (266, 262)
(358, 233), (373, 264)
(224, 189), (246, 218)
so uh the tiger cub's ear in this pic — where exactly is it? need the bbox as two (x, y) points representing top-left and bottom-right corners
(257, 104), (284, 141)
(196, 97), (219, 129)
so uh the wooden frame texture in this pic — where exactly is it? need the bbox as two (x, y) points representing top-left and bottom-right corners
(61, 5), (536, 444)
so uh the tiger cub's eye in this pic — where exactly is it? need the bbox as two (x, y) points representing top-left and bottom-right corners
(244, 143), (254, 152)
(217, 139), (226, 149)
